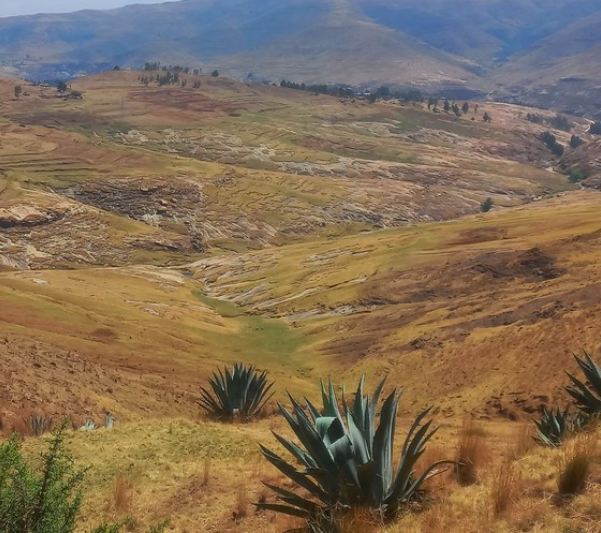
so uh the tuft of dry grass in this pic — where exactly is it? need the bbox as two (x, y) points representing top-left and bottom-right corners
(491, 463), (519, 517)
(417, 444), (453, 493)
(112, 475), (134, 515)
(203, 457), (211, 487)
(511, 423), (534, 460)
(557, 438), (593, 497)
(454, 417), (488, 486)
(233, 488), (249, 522)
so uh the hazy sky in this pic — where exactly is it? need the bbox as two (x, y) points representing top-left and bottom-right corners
(0, 0), (168, 17)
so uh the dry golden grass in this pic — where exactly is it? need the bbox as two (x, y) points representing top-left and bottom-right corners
(111, 475), (135, 516)
(491, 462), (519, 517)
(557, 436), (594, 497)
(454, 418), (489, 486)
(335, 508), (384, 533)
(511, 423), (535, 460)
(202, 457), (211, 487)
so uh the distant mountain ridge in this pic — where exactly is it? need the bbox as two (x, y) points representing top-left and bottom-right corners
(1, 0), (601, 113)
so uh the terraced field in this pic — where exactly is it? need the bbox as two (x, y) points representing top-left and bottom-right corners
(0, 72), (576, 260)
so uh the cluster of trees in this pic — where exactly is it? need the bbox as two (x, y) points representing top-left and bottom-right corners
(138, 73), (203, 88)
(143, 62), (202, 76)
(427, 98), (488, 121)
(540, 131), (565, 156)
(526, 113), (573, 132)
(279, 79), (355, 98)
(140, 71), (182, 86)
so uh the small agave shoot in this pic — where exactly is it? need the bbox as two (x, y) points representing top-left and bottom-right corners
(199, 362), (275, 421)
(534, 407), (587, 447)
(258, 377), (452, 527)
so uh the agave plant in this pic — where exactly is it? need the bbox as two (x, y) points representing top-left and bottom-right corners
(257, 377), (451, 524)
(534, 407), (587, 447)
(80, 419), (96, 431)
(566, 351), (601, 416)
(199, 362), (275, 421)
(27, 414), (53, 437)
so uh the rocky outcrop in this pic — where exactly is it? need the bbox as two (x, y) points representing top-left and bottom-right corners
(0, 202), (77, 228)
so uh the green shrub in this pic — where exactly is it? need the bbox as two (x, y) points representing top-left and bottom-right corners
(0, 421), (166, 533)
(0, 421), (85, 533)
(569, 168), (587, 183)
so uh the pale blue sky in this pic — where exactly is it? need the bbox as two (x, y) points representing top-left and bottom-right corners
(0, 0), (168, 17)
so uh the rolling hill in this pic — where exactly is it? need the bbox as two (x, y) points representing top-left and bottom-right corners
(1, 0), (601, 110)
(2, 66), (601, 532)
(494, 11), (601, 115)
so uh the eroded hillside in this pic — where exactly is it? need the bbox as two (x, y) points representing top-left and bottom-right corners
(0, 72), (576, 266)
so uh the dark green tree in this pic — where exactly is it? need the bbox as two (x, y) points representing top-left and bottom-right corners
(570, 135), (584, 149)
(462, 102), (469, 114)
(589, 121), (601, 135)
(480, 197), (494, 212)
(56, 81), (68, 93)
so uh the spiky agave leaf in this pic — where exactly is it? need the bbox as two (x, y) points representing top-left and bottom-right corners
(257, 376), (451, 524)
(199, 362), (275, 420)
(566, 351), (601, 416)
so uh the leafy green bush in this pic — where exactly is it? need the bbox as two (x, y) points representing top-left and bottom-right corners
(0, 421), (166, 533)
(0, 421), (85, 533)
(569, 168), (587, 183)
(258, 377), (451, 526)
(200, 362), (275, 421)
